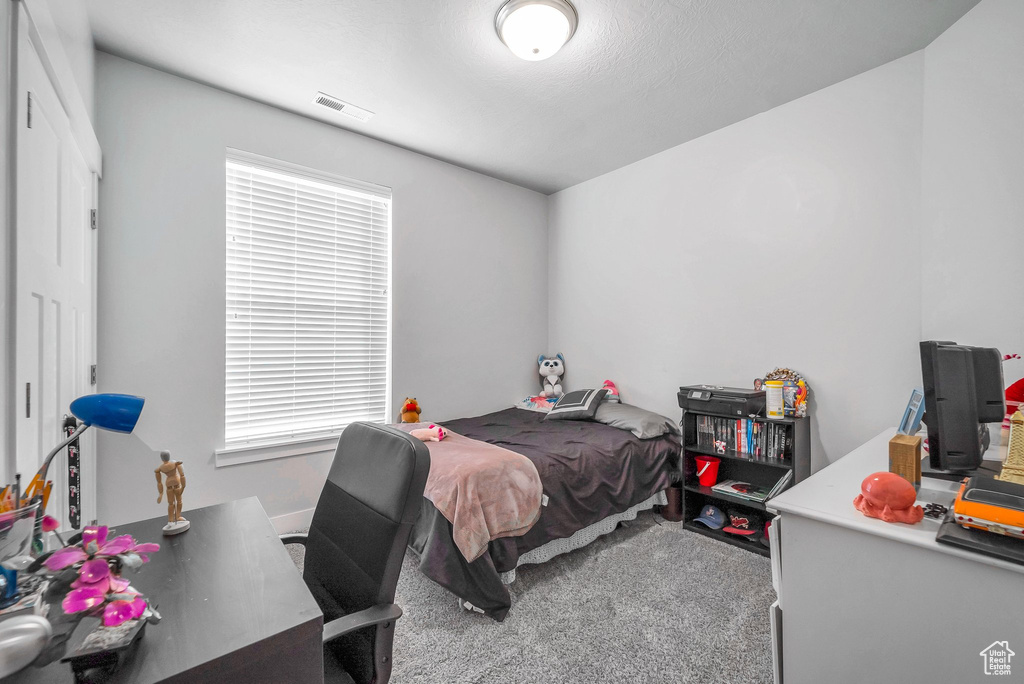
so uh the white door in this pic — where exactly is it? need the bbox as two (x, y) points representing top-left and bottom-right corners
(14, 23), (97, 530)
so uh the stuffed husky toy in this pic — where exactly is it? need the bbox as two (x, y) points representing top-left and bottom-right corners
(538, 354), (566, 398)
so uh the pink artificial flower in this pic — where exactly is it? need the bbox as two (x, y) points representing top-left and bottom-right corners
(63, 586), (106, 614)
(78, 558), (110, 584)
(45, 546), (88, 571)
(71, 574), (101, 591)
(41, 516), (60, 532)
(102, 600), (134, 627)
(102, 596), (147, 627)
(81, 527), (143, 558)
(81, 526), (109, 554)
(109, 575), (131, 593)
(124, 539), (160, 564)
(129, 596), (148, 619)
(47, 527), (160, 572)
(96, 534), (134, 556)
(48, 524), (160, 624)
(70, 565), (132, 593)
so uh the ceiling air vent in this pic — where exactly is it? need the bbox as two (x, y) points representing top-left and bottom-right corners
(312, 92), (374, 123)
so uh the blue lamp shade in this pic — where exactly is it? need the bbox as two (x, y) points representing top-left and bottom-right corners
(69, 393), (145, 433)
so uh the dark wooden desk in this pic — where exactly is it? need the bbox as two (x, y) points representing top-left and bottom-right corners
(9, 497), (323, 683)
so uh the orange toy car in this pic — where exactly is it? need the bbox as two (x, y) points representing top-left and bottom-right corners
(952, 475), (1024, 540)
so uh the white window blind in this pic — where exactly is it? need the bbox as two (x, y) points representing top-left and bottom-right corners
(225, 151), (390, 448)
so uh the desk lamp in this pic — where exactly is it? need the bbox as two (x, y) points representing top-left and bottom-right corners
(0, 394), (144, 679)
(27, 393), (145, 509)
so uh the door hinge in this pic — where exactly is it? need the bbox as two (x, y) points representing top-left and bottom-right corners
(25, 383), (30, 418)
(90, 209), (97, 230)
(26, 92), (32, 129)
(90, 365), (97, 386)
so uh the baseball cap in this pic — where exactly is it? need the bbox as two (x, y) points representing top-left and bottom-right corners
(760, 520), (772, 548)
(723, 508), (764, 539)
(693, 505), (726, 530)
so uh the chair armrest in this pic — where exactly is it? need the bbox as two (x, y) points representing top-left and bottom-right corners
(279, 533), (308, 546)
(323, 603), (403, 645)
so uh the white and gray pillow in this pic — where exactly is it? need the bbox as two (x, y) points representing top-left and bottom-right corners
(593, 402), (678, 439)
(545, 389), (608, 421)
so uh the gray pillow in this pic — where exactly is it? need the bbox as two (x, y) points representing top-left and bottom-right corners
(545, 389), (608, 421)
(593, 402), (678, 439)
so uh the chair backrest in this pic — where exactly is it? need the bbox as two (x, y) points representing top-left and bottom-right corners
(305, 419), (430, 679)
(303, 422), (430, 683)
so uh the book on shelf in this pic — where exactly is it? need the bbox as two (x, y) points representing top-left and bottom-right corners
(694, 414), (791, 459)
(711, 479), (774, 502)
(710, 472), (794, 503)
(767, 470), (793, 498)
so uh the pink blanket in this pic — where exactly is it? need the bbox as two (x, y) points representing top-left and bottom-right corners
(397, 423), (542, 562)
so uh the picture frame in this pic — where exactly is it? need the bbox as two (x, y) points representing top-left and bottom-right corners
(898, 388), (925, 435)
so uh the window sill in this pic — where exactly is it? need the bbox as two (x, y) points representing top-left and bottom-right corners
(214, 434), (340, 468)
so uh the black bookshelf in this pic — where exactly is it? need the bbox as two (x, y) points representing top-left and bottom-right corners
(680, 407), (811, 557)
(686, 519), (771, 558)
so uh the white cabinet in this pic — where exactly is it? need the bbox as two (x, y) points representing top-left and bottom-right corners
(768, 430), (1024, 684)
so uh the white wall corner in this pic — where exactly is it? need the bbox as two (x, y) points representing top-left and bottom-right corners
(271, 506), (315, 534)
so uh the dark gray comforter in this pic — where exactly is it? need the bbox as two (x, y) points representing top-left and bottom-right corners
(407, 408), (681, 620)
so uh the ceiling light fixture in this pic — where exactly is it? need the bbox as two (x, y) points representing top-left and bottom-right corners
(495, 0), (578, 62)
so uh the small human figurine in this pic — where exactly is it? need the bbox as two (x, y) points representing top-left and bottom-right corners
(155, 450), (189, 535)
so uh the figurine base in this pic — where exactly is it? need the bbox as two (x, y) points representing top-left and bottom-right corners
(162, 520), (190, 536)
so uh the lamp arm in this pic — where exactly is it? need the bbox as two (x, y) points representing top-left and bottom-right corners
(35, 423), (91, 484)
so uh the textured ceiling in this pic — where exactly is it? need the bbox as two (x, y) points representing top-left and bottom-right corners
(84, 0), (979, 194)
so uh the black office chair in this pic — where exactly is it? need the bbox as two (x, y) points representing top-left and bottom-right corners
(282, 422), (430, 684)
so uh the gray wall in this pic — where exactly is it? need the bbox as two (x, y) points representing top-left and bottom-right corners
(546, 0), (1024, 470)
(921, 0), (1024, 363)
(548, 54), (926, 470)
(94, 53), (548, 525)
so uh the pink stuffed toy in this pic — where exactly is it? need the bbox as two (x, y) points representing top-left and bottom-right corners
(601, 380), (620, 403)
(411, 424), (446, 442)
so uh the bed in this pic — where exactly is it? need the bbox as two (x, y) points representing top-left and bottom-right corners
(405, 407), (681, 621)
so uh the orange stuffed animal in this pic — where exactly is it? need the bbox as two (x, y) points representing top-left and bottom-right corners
(400, 397), (421, 423)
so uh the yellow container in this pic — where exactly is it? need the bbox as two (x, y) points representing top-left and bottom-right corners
(765, 380), (785, 419)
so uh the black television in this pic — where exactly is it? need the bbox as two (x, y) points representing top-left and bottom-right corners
(919, 341), (1005, 474)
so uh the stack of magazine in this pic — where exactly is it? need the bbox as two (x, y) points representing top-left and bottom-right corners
(710, 471), (793, 503)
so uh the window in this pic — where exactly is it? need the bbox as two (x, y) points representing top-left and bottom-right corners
(224, 150), (390, 450)
(964, 488), (1024, 511)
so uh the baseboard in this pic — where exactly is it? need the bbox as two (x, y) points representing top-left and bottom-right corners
(270, 507), (315, 534)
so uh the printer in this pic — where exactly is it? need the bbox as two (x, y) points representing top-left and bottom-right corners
(678, 385), (766, 418)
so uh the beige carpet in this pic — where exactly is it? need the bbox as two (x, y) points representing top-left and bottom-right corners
(288, 512), (775, 684)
